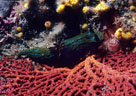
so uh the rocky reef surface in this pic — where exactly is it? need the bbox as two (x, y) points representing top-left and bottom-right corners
(0, 0), (136, 62)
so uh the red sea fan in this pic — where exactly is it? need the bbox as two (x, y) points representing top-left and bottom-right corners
(99, 50), (136, 73)
(0, 55), (136, 96)
(0, 57), (70, 96)
(51, 56), (136, 96)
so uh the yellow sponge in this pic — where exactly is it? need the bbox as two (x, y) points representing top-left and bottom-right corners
(24, 3), (29, 9)
(70, 0), (79, 6)
(121, 32), (132, 40)
(82, 6), (90, 13)
(132, 17), (136, 22)
(56, 4), (65, 13)
(94, 1), (110, 13)
(16, 26), (22, 32)
(17, 32), (23, 38)
(114, 28), (122, 39)
(130, 5), (135, 11)
(82, 24), (88, 29)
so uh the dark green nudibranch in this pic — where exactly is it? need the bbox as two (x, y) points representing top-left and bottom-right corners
(18, 47), (58, 63)
(18, 30), (103, 63)
(60, 30), (103, 50)
(59, 30), (103, 60)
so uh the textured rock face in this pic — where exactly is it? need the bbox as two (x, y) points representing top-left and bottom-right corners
(0, 0), (13, 17)
(0, 51), (136, 96)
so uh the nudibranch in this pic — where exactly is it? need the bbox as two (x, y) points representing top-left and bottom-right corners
(18, 30), (103, 63)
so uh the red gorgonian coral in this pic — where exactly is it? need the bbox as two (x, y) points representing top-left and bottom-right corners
(0, 57), (70, 96)
(51, 56), (136, 96)
(0, 51), (136, 96)
(98, 50), (136, 73)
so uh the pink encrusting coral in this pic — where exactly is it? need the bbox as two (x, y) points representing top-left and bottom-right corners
(0, 51), (136, 96)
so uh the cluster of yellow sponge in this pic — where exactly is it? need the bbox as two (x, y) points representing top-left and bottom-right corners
(94, 1), (110, 13)
(69, 0), (79, 7)
(56, 0), (80, 13)
(57, 0), (112, 14)
(115, 28), (133, 40)
(16, 26), (23, 38)
(82, 1), (111, 14)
